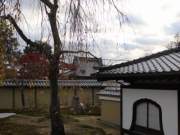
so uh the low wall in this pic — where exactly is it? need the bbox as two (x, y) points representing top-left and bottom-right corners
(0, 87), (100, 110)
(100, 99), (120, 126)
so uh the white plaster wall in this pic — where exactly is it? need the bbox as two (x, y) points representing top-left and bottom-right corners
(123, 88), (178, 135)
(75, 62), (98, 77)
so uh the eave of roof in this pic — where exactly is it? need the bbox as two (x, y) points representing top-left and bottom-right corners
(99, 47), (180, 71)
(97, 70), (180, 81)
(96, 47), (180, 81)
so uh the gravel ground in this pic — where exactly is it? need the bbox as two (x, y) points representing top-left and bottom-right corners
(0, 114), (119, 135)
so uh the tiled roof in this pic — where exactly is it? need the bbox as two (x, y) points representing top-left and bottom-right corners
(0, 79), (103, 88)
(97, 48), (180, 79)
(97, 86), (120, 97)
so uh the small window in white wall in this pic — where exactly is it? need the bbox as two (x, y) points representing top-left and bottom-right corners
(127, 98), (164, 135)
(149, 103), (160, 130)
(136, 102), (147, 127)
(136, 102), (161, 130)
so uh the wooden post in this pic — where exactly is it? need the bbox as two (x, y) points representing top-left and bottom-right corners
(74, 86), (77, 96)
(20, 80), (25, 109)
(34, 87), (37, 109)
(91, 88), (94, 106)
(12, 87), (15, 109)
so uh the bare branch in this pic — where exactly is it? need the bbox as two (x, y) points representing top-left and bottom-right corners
(44, 4), (49, 14)
(0, 0), (6, 14)
(60, 50), (98, 59)
(40, 0), (54, 9)
(0, 15), (38, 46)
(54, 0), (58, 6)
(111, 0), (129, 24)
(111, 0), (125, 16)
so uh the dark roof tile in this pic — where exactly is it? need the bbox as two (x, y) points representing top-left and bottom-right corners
(97, 48), (180, 79)
(0, 80), (104, 87)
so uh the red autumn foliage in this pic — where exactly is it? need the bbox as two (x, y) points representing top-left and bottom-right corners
(59, 62), (76, 70)
(18, 53), (49, 79)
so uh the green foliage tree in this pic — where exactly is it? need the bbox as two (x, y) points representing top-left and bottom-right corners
(0, 20), (20, 79)
(0, 41), (5, 80)
(167, 33), (180, 49)
(174, 33), (180, 47)
(0, 20), (19, 62)
(24, 41), (52, 58)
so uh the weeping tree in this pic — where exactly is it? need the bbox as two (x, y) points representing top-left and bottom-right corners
(0, 19), (20, 80)
(0, 0), (126, 134)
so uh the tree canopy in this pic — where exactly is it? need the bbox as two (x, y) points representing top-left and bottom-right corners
(24, 41), (52, 57)
(0, 0), (126, 135)
(18, 52), (49, 79)
(167, 33), (180, 49)
(0, 19), (20, 80)
(0, 40), (5, 80)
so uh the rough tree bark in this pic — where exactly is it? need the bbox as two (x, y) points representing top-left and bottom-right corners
(1, 0), (66, 134)
(46, 1), (65, 134)
(49, 58), (65, 135)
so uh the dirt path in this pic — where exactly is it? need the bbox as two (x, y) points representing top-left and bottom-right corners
(0, 114), (50, 135)
(0, 114), (120, 135)
(73, 116), (120, 135)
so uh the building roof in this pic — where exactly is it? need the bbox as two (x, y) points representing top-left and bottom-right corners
(96, 47), (180, 81)
(0, 79), (104, 88)
(73, 56), (102, 65)
(97, 86), (120, 97)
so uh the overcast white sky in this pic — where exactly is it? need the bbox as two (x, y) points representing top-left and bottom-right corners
(95, 0), (180, 63)
(17, 0), (180, 65)
(117, 0), (180, 60)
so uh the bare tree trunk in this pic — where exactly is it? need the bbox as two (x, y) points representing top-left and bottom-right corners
(21, 80), (25, 109)
(1, 2), (66, 134)
(49, 58), (65, 135)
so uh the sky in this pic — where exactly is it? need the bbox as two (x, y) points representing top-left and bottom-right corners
(14, 0), (180, 65)
(93, 0), (180, 64)
(118, 0), (180, 59)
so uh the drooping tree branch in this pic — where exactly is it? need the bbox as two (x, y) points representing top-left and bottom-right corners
(40, 0), (54, 9)
(111, 0), (129, 25)
(0, 15), (39, 46)
(60, 50), (98, 58)
(111, 0), (126, 17)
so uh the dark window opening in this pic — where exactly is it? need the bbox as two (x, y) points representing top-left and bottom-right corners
(124, 98), (164, 135)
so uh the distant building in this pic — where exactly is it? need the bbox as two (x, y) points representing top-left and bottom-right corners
(96, 47), (180, 135)
(72, 56), (103, 79)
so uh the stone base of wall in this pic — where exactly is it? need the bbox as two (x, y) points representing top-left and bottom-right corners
(0, 87), (100, 110)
